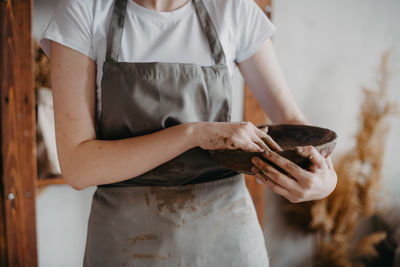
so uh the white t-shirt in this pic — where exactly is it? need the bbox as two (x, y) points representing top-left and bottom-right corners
(40, 0), (276, 121)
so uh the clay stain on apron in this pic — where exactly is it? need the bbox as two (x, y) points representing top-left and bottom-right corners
(132, 253), (171, 260)
(127, 233), (158, 245)
(221, 197), (252, 224)
(146, 187), (197, 213)
(127, 234), (171, 261)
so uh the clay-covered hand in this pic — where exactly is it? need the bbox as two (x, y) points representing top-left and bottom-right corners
(193, 121), (282, 152)
(251, 145), (337, 202)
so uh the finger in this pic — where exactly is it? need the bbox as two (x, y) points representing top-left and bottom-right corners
(250, 132), (273, 152)
(296, 146), (327, 169)
(253, 172), (268, 185)
(239, 140), (265, 152)
(309, 165), (320, 173)
(258, 126), (283, 150)
(252, 168), (266, 184)
(243, 122), (278, 152)
(253, 138), (268, 151)
(244, 127), (269, 152)
(252, 166), (268, 179)
(247, 129), (267, 150)
(254, 126), (283, 151)
(261, 135), (283, 152)
(261, 150), (310, 181)
(252, 157), (298, 190)
(264, 177), (300, 203)
(255, 177), (264, 184)
(234, 123), (265, 152)
(326, 156), (334, 169)
(259, 125), (268, 133)
(252, 167), (271, 185)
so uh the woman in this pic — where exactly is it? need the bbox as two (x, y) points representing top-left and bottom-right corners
(40, 0), (337, 266)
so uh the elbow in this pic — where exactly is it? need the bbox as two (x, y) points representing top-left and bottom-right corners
(60, 165), (91, 191)
(57, 141), (95, 191)
(68, 180), (88, 191)
(63, 173), (89, 191)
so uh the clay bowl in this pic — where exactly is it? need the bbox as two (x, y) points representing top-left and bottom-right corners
(209, 124), (337, 174)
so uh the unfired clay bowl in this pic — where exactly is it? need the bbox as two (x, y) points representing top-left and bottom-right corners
(209, 124), (337, 174)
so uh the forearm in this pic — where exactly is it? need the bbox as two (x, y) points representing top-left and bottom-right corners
(243, 62), (307, 125)
(280, 115), (309, 125)
(252, 83), (308, 125)
(238, 39), (308, 125)
(61, 123), (197, 190)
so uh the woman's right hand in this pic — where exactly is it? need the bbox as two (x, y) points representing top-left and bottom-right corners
(192, 121), (282, 152)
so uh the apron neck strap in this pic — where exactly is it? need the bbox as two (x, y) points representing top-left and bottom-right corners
(106, 0), (227, 65)
(192, 0), (226, 65)
(106, 0), (128, 62)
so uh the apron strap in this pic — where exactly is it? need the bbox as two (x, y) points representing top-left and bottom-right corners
(106, 0), (128, 62)
(106, 0), (227, 65)
(192, 0), (227, 65)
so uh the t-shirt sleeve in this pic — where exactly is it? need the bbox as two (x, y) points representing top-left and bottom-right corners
(39, 0), (95, 60)
(235, 0), (276, 63)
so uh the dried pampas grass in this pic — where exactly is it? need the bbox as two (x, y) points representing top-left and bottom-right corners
(352, 232), (387, 260)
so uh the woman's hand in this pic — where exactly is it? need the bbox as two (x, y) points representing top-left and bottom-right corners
(193, 121), (282, 152)
(251, 145), (337, 202)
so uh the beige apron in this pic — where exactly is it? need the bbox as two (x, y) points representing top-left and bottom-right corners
(83, 0), (269, 265)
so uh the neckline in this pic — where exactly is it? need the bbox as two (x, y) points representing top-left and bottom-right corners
(107, 0), (227, 65)
(127, 0), (194, 21)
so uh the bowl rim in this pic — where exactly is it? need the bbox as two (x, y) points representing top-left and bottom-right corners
(210, 124), (338, 153)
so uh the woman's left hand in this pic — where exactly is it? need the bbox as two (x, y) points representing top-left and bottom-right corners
(251, 146), (337, 203)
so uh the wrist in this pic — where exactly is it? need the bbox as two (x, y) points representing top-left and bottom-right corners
(182, 122), (205, 149)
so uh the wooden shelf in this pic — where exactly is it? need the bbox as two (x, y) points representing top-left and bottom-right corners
(36, 176), (65, 187)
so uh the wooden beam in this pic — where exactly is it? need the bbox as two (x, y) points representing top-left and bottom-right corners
(243, 0), (272, 228)
(0, 169), (6, 267)
(0, 0), (38, 266)
(37, 177), (65, 187)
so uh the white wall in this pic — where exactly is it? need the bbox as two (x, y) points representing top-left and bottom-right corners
(35, 186), (96, 267)
(264, 1), (400, 266)
(34, 0), (400, 266)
